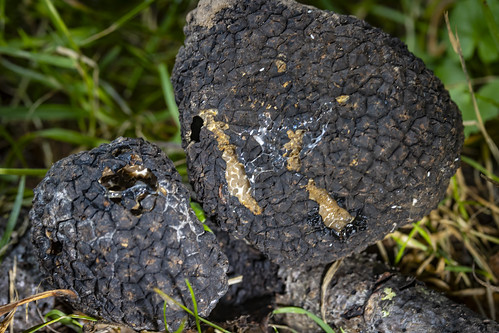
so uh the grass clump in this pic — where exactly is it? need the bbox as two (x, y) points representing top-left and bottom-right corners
(375, 2), (499, 320)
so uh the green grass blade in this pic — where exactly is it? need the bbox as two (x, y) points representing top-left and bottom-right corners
(0, 58), (62, 89)
(45, 310), (96, 331)
(158, 63), (180, 127)
(154, 288), (232, 333)
(125, 3), (178, 95)
(158, 63), (181, 143)
(100, 80), (132, 116)
(114, 0), (155, 27)
(393, 230), (414, 265)
(371, 5), (407, 25)
(0, 0), (6, 38)
(81, 0), (155, 45)
(23, 312), (96, 333)
(173, 317), (186, 333)
(270, 324), (300, 333)
(393, 235), (428, 252)
(42, 0), (79, 50)
(317, 0), (340, 12)
(22, 316), (69, 333)
(444, 264), (494, 280)
(202, 224), (214, 233)
(412, 222), (434, 251)
(99, 45), (122, 70)
(0, 168), (47, 176)
(444, 265), (481, 274)
(190, 202), (206, 223)
(185, 279), (201, 333)
(189, 202), (213, 233)
(32, 128), (108, 147)
(451, 176), (469, 220)
(163, 301), (170, 333)
(162, 302), (187, 333)
(393, 221), (428, 265)
(0, 176), (25, 255)
(468, 229), (499, 244)
(0, 46), (76, 68)
(272, 307), (336, 333)
(479, 0), (499, 50)
(461, 155), (499, 184)
(43, 309), (69, 320)
(0, 105), (84, 121)
(0, 124), (27, 167)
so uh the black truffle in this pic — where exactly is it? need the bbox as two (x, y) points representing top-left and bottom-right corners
(29, 137), (229, 331)
(208, 223), (284, 317)
(172, 0), (464, 266)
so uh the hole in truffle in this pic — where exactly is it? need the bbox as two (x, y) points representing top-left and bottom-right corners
(110, 197), (121, 204)
(49, 240), (63, 255)
(130, 208), (142, 216)
(99, 164), (159, 215)
(100, 165), (158, 192)
(190, 116), (204, 142)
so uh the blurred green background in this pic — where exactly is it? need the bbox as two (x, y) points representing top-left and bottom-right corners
(1, 0), (498, 166)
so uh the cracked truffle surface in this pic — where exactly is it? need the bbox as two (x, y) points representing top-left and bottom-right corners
(172, 0), (464, 266)
(29, 137), (229, 331)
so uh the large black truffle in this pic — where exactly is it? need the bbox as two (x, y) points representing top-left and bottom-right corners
(172, 0), (464, 266)
(208, 223), (284, 319)
(29, 137), (229, 331)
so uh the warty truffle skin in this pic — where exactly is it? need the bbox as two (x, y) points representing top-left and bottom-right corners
(172, 0), (464, 266)
(29, 137), (229, 331)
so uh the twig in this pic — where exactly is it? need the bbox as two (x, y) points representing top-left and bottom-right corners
(320, 259), (343, 321)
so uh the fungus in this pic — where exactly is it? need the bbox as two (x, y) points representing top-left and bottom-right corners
(29, 137), (229, 331)
(172, 0), (464, 266)
(208, 223), (284, 320)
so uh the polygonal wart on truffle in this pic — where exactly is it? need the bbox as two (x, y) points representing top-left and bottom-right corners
(29, 137), (229, 331)
(172, 0), (464, 266)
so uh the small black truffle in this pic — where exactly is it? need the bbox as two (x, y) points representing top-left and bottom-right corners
(172, 0), (464, 266)
(29, 137), (228, 331)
